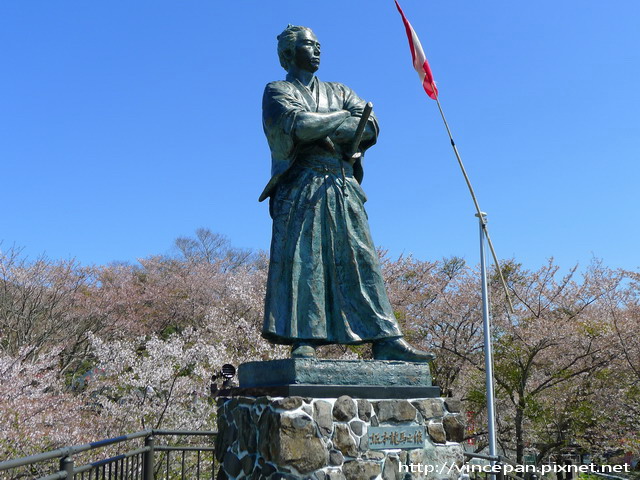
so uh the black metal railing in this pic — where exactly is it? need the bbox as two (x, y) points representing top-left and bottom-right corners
(464, 451), (527, 480)
(0, 430), (217, 480)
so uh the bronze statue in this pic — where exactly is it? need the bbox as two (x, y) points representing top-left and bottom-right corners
(260, 25), (433, 362)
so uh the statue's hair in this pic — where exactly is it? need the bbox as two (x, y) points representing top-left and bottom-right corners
(277, 25), (313, 71)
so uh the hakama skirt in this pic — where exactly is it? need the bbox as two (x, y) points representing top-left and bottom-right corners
(263, 154), (402, 345)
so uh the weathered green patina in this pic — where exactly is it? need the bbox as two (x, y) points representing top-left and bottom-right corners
(260, 25), (433, 362)
(238, 359), (433, 387)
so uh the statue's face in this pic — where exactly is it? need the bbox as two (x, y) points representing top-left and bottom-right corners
(293, 29), (321, 73)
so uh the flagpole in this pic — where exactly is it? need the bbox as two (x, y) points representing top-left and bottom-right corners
(433, 92), (514, 314)
(392, 0), (513, 312)
(437, 91), (500, 459)
(477, 211), (498, 466)
(436, 82), (502, 456)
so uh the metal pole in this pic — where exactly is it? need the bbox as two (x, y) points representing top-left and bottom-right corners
(60, 456), (74, 479)
(478, 212), (498, 466)
(434, 95), (514, 314)
(143, 435), (155, 480)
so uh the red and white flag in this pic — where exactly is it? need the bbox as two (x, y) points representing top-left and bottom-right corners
(394, 0), (439, 100)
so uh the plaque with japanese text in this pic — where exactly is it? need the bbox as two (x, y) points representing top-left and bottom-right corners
(367, 426), (426, 450)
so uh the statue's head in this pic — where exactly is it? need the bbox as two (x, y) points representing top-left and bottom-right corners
(277, 25), (321, 73)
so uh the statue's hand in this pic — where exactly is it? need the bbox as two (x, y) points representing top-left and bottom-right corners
(332, 116), (373, 145)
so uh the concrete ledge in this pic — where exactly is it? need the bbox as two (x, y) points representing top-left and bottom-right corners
(238, 358), (433, 388)
(218, 384), (441, 399)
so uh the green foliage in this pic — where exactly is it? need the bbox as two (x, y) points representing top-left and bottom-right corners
(466, 387), (488, 410)
(160, 324), (183, 340)
(393, 309), (406, 321)
(441, 256), (466, 279)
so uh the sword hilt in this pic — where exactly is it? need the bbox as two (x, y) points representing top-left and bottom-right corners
(346, 102), (373, 163)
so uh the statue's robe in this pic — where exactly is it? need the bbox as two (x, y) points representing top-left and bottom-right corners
(261, 74), (402, 345)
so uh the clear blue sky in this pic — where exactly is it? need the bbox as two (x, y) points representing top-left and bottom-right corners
(2, 1), (639, 272)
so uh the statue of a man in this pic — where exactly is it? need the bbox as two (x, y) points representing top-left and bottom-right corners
(259, 25), (433, 362)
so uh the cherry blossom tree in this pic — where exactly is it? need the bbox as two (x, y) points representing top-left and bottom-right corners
(383, 253), (628, 462)
(0, 346), (103, 464)
(1, 232), (638, 465)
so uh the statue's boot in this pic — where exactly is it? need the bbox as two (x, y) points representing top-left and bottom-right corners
(372, 338), (435, 362)
(291, 342), (316, 358)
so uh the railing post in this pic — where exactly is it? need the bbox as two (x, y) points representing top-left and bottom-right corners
(496, 460), (505, 480)
(143, 435), (155, 480)
(60, 456), (74, 479)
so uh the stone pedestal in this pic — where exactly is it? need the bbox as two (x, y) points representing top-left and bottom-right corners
(215, 360), (465, 480)
(215, 394), (465, 480)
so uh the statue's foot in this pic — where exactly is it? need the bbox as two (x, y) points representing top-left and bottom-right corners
(291, 343), (316, 358)
(372, 338), (435, 363)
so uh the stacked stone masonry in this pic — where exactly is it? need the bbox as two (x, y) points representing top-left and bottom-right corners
(215, 395), (465, 480)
